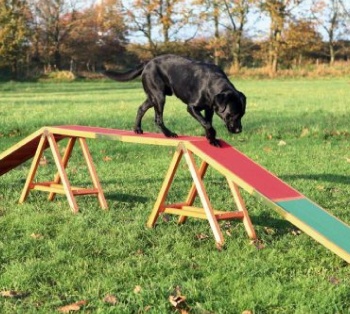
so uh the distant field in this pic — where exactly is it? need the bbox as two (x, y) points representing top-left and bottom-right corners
(0, 79), (349, 313)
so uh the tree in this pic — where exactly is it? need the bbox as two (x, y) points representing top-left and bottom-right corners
(222, 0), (252, 71)
(29, 0), (84, 70)
(311, 0), (350, 64)
(259, 0), (304, 75)
(192, 0), (222, 65)
(282, 19), (323, 66)
(64, 0), (127, 71)
(192, 0), (253, 69)
(121, 0), (187, 57)
(0, 0), (32, 78)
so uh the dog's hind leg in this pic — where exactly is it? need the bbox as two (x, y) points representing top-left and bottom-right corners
(134, 99), (154, 134)
(154, 98), (178, 138)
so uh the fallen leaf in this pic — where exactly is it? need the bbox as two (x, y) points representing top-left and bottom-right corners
(135, 249), (144, 256)
(250, 239), (265, 250)
(316, 185), (325, 191)
(267, 134), (273, 140)
(242, 311), (253, 314)
(169, 295), (187, 308)
(39, 156), (48, 166)
(162, 214), (170, 222)
(278, 140), (287, 146)
(103, 294), (118, 305)
(103, 156), (112, 162)
(144, 305), (152, 312)
(329, 276), (341, 285)
(0, 290), (28, 298)
(30, 233), (44, 240)
(57, 300), (87, 313)
(263, 227), (275, 235)
(224, 221), (232, 229)
(291, 229), (302, 236)
(263, 146), (272, 153)
(196, 233), (209, 240)
(225, 230), (232, 237)
(134, 285), (142, 294)
(300, 128), (310, 137)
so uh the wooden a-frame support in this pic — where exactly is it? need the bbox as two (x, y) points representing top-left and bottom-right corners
(19, 130), (107, 213)
(16, 128), (255, 245)
(147, 143), (257, 246)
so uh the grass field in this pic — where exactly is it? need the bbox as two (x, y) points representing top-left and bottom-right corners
(0, 78), (350, 313)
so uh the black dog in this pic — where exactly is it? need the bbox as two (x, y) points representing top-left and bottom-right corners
(104, 54), (246, 146)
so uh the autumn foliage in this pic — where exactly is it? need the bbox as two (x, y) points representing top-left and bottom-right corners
(0, 0), (350, 79)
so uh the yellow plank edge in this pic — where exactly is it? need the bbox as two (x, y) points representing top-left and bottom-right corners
(0, 128), (45, 160)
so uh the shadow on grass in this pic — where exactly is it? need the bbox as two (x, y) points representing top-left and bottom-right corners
(106, 192), (149, 204)
(251, 213), (293, 235)
(281, 174), (350, 185)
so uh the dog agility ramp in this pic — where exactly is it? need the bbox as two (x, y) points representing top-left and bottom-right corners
(1, 125), (349, 263)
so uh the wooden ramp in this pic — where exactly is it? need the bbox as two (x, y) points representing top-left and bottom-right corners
(1, 125), (349, 263)
(178, 141), (350, 263)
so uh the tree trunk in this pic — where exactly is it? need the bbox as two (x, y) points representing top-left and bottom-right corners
(213, 0), (220, 66)
(329, 42), (335, 65)
(232, 36), (241, 72)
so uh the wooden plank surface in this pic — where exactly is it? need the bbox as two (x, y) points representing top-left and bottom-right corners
(186, 140), (302, 201)
(0, 125), (207, 177)
(0, 128), (44, 176)
(277, 198), (350, 261)
(0, 129), (66, 176)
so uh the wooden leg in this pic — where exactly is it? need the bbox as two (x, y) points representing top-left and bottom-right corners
(147, 146), (183, 228)
(46, 132), (79, 213)
(79, 138), (108, 209)
(182, 144), (224, 245)
(178, 161), (208, 224)
(19, 135), (47, 204)
(48, 137), (76, 201)
(227, 179), (256, 239)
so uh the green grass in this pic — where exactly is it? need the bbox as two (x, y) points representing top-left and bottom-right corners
(0, 78), (350, 313)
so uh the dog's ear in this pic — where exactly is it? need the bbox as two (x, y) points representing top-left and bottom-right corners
(214, 93), (229, 113)
(239, 92), (246, 113)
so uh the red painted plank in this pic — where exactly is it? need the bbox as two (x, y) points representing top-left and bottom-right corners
(189, 140), (302, 201)
(0, 132), (67, 176)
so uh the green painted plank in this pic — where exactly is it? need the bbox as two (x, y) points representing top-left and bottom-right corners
(277, 199), (350, 253)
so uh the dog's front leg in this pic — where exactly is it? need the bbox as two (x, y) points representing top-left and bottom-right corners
(187, 106), (221, 147)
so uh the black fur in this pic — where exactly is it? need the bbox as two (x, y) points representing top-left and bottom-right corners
(104, 54), (246, 146)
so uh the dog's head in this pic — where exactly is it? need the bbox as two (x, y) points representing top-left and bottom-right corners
(214, 91), (246, 134)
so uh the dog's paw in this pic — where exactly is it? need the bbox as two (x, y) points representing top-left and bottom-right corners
(134, 128), (143, 134)
(209, 139), (221, 147)
(164, 131), (178, 138)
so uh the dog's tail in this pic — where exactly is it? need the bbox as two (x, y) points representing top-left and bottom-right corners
(103, 62), (146, 82)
